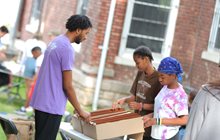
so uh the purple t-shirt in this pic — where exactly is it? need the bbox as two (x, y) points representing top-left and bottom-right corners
(30, 34), (75, 115)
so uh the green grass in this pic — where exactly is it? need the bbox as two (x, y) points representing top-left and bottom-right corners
(0, 78), (91, 140)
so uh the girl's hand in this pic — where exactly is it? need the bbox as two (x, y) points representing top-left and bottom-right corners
(128, 101), (141, 110)
(144, 118), (156, 128)
(112, 98), (126, 109)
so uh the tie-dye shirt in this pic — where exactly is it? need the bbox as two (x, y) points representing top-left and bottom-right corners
(151, 84), (188, 139)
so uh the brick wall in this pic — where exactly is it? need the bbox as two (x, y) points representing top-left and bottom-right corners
(41, 0), (77, 44)
(18, 0), (220, 107)
(172, 0), (219, 89)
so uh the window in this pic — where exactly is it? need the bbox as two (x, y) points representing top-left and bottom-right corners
(76, 0), (89, 15)
(202, 0), (220, 63)
(25, 0), (44, 33)
(208, 0), (220, 50)
(116, 0), (179, 66)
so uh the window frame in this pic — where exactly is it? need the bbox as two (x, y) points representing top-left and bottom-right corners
(115, 0), (180, 67)
(202, 0), (220, 63)
(25, 0), (43, 33)
(207, 0), (220, 51)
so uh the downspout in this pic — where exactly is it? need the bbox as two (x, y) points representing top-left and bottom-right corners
(92, 0), (116, 111)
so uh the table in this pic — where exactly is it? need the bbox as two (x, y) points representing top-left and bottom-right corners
(59, 122), (93, 140)
(0, 69), (27, 102)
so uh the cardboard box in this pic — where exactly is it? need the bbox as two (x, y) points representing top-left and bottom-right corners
(82, 116), (144, 140)
(72, 108), (144, 140)
(0, 113), (34, 140)
(72, 115), (83, 133)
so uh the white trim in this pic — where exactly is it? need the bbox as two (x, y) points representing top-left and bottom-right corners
(162, 0), (180, 57)
(119, 0), (134, 56)
(202, 0), (220, 63)
(201, 50), (220, 64)
(208, 0), (220, 50)
(134, 1), (171, 10)
(129, 33), (165, 42)
(132, 17), (167, 25)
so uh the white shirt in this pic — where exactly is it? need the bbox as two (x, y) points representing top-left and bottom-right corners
(35, 54), (44, 72)
(151, 85), (188, 139)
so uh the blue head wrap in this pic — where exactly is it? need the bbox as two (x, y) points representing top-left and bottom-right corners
(158, 57), (183, 83)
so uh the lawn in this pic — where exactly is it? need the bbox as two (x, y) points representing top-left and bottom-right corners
(0, 78), (89, 140)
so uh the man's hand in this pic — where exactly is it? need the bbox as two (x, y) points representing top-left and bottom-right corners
(128, 101), (141, 110)
(77, 110), (91, 122)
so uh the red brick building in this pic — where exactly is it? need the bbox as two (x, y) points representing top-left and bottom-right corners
(16, 0), (220, 108)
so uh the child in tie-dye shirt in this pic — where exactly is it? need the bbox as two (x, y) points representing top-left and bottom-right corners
(143, 57), (188, 140)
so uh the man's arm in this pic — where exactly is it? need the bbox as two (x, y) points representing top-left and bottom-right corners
(62, 70), (90, 121)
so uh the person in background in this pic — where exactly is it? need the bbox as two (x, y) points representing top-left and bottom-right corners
(0, 26), (9, 49)
(178, 89), (197, 140)
(16, 46), (42, 113)
(188, 89), (197, 109)
(113, 46), (162, 140)
(26, 47), (43, 108)
(30, 15), (92, 140)
(183, 80), (220, 140)
(143, 57), (188, 140)
(20, 34), (47, 107)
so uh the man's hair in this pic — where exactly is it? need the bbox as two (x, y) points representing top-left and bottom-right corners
(0, 26), (9, 33)
(31, 46), (41, 52)
(65, 15), (92, 32)
(133, 45), (154, 61)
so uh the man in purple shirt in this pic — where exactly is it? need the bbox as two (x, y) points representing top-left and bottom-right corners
(30, 15), (92, 140)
